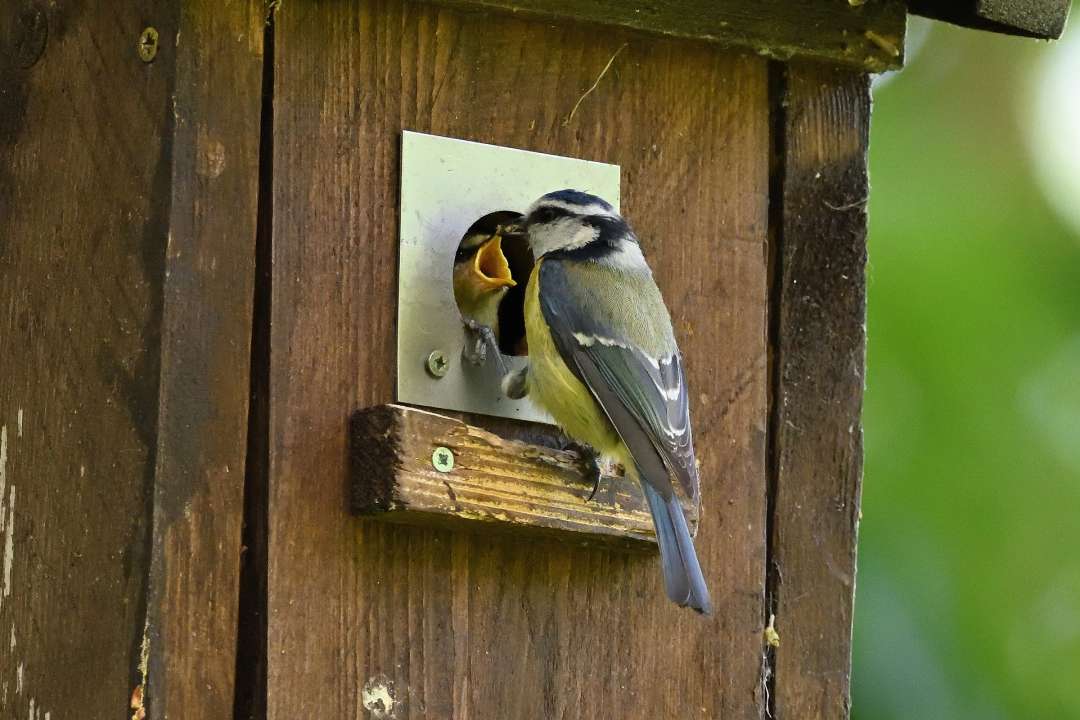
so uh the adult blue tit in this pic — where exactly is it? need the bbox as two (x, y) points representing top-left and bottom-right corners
(453, 220), (517, 366)
(512, 189), (711, 614)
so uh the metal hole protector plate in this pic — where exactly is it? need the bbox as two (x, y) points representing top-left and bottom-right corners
(397, 131), (621, 423)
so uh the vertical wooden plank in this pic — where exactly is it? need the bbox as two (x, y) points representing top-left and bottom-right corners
(143, 1), (265, 719)
(269, 2), (769, 718)
(0, 2), (177, 717)
(768, 62), (870, 720)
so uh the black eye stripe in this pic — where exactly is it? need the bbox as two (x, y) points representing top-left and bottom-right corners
(529, 205), (575, 225)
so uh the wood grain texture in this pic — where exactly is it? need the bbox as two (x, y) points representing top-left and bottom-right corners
(142, 1), (265, 719)
(0, 1), (176, 717)
(350, 404), (698, 548)
(269, 2), (769, 718)
(420, 0), (906, 71)
(768, 62), (869, 720)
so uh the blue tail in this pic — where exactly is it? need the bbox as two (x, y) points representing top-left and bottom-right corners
(643, 482), (712, 615)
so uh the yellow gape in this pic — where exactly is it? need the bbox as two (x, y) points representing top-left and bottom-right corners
(453, 232), (516, 336)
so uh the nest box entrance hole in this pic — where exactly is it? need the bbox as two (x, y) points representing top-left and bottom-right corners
(452, 210), (534, 358)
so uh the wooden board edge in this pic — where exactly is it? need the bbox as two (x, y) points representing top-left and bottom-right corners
(416, 0), (906, 71)
(143, 2), (266, 718)
(766, 60), (870, 720)
(349, 404), (700, 550)
(909, 0), (1071, 39)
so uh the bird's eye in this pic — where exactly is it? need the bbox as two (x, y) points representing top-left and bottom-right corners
(532, 207), (559, 225)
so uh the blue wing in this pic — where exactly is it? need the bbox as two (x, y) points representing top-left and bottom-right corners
(537, 258), (698, 502)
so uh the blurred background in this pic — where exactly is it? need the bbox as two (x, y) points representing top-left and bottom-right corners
(853, 9), (1080, 719)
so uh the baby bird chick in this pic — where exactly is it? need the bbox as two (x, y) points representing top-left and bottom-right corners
(453, 223), (516, 366)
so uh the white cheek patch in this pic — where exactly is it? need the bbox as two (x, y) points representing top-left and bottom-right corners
(530, 220), (599, 256)
(569, 224), (599, 249)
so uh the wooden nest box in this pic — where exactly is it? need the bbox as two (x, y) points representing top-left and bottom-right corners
(1, 1), (1067, 718)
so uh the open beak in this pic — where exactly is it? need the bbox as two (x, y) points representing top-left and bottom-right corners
(472, 234), (516, 290)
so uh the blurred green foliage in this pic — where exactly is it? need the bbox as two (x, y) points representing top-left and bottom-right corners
(853, 15), (1080, 720)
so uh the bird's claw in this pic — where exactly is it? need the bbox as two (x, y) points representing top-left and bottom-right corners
(562, 440), (603, 501)
(461, 318), (507, 374)
(461, 320), (488, 367)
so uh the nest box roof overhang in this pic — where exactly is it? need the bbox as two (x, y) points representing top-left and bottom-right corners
(428, 0), (1070, 72)
(910, 0), (1071, 41)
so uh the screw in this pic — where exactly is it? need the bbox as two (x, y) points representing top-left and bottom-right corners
(426, 350), (449, 378)
(138, 27), (159, 63)
(431, 447), (454, 473)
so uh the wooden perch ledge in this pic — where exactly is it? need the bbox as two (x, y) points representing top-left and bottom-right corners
(349, 404), (699, 549)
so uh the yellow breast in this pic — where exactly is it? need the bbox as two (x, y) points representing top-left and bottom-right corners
(524, 260), (622, 456)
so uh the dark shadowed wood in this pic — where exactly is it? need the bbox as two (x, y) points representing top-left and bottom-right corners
(421, 0), (906, 71)
(909, 0), (1070, 39)
(350, 404), (698, 548)
(269, 2), (769, 718)
(0, 2), (176, 717)
(142, 1), (264, 719)
(768, 63), (869, 720)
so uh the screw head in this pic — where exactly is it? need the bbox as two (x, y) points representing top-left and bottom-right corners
(138, 27), (159, 63)
(431, 446), (454, 473)
(426, 350), (449, 378)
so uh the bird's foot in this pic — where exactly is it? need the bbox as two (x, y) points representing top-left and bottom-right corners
(461, 318), (490, 366)
(561, 440), (603, 501)
(461, 318), (506, 375)
(501, 364), (529, 399)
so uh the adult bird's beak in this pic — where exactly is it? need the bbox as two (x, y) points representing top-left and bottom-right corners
(472, 234), (516, 290)
(497, 219), (526, 238)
